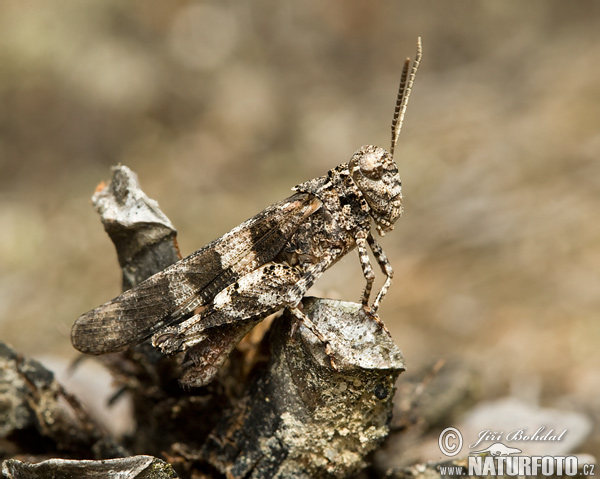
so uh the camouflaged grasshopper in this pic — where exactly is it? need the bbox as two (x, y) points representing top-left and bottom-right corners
(72, 39), (422, 387)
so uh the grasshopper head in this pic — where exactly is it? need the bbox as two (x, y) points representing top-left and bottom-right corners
(349, 145), (402, 236)
(349, 38), (420, 236)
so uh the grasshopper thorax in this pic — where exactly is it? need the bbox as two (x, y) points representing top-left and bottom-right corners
(349, 145), (402, 236)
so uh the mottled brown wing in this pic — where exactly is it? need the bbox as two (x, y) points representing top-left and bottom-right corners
(71, 193), (322, 354)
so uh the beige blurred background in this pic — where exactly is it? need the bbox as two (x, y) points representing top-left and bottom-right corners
(1, 0), (598, 456)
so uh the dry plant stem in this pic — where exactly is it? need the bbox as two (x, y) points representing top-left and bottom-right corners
(202, 298), (405, 479)
(2, 456), (177, 479)
(91, 165), (181, 290)
(0, 342), (126, 461)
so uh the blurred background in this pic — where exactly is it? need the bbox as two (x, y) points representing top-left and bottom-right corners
(1, 0), (598, 460)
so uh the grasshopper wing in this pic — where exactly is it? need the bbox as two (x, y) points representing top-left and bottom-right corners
(71, 193), (322, 355)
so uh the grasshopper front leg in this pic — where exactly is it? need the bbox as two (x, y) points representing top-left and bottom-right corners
(367, 233), (394, 315)
(355, 231), (392, 334)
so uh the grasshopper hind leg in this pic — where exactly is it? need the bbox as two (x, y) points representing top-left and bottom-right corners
(288, 306), (338, 371)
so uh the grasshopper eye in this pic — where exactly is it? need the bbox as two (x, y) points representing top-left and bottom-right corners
(358, 153), (384, 180)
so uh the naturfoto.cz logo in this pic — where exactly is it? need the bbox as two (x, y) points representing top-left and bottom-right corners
(437, 427), (594, 477)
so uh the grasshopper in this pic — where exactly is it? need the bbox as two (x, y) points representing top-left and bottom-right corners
(72, 39), (422, 387)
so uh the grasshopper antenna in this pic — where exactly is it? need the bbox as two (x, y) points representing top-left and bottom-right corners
(390, 37), (422, 157)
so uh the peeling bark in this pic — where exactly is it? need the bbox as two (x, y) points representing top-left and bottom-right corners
(2, 456), (177, 479)
(203, 298), (405, 479)
(0, 342), (125, 460)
